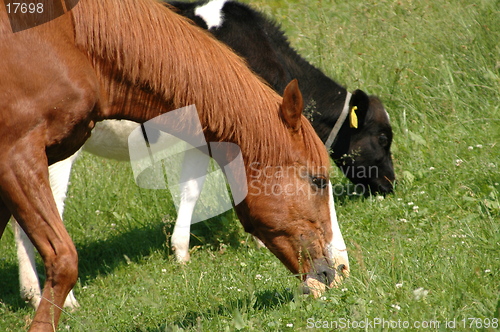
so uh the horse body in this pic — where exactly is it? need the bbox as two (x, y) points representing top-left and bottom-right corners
(2, 0), (342, 329)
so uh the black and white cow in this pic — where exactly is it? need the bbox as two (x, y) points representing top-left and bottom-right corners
(170, 0), (395, 194)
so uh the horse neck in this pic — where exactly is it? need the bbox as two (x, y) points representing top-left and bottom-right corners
(244, 13), (350, 147)
(71, 0), (306, 168)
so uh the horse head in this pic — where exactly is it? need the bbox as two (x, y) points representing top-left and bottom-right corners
(236, 80), (348, 296)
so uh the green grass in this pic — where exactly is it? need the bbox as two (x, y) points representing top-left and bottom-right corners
(1, 0), (499, 330)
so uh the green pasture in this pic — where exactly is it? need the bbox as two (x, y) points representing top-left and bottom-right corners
(1, 0), (499, 330)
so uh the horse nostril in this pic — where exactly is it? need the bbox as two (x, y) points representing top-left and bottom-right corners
(317, 266), (335, 285)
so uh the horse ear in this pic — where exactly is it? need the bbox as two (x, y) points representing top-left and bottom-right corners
(349, 89), (370, 128)
(280, 79), (303, 132)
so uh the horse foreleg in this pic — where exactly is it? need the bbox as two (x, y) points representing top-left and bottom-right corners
(0, 143), (78, 332)
(171, 148), (209, 262)
(13, 151), (81, 310)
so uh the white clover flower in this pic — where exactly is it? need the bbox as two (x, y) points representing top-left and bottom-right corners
(391, 304), (401, 310)
(468, 146), (474, 150)
(395, 283), (403, 288)
(413, 287), (429, 300)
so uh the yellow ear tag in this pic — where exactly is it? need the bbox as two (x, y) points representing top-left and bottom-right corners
(349, 106), (358, 128)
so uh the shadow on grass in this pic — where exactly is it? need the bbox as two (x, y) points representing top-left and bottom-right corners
(76, 211), (243, 285)
(0, 262), (29, 311)
(144, 289), (295, 332)
(0, 211), (243, 311)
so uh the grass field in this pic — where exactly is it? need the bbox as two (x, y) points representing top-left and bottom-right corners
(1, 0), (499, 331)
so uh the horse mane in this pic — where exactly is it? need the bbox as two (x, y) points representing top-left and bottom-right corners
(71, 0), (328, 170)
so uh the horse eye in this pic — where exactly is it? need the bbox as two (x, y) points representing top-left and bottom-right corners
(379, 134), (389, 147)
(311, 176), (328, 189)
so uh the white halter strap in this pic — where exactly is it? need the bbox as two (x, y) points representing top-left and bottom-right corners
(324, 92), (352, 149)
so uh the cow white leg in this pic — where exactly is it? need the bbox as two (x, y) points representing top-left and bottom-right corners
(171, 148), (209, 263)
(14, 151), (80, 309)
(13, 221), (41, 309)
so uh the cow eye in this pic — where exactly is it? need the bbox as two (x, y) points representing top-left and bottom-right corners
(311, 176), (328, 189)
(379, 133), (389, 147)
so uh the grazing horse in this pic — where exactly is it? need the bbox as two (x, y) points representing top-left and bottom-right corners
(12, 0), (395, 308)
(1, 0), (345, 330)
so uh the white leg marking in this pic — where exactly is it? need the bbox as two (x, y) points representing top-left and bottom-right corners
(171, 148), (209, 262)
(326, 181), (350, 281)
(14, 221), (41, 309)
(195, 0), (228, 29)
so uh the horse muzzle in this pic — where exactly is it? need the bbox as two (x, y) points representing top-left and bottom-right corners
(302, 257), (338, 298)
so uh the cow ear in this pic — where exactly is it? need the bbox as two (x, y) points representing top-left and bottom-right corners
(349, 89), (370, 129)
(280, 79), (303, 132)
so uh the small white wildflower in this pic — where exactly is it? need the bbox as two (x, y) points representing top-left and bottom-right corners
(286, 323), (294, 328)
(376, 195), (385, 201)
(391, 304), (401, 310)
(395, 283), (403, 288)
(488, 163), (496, 168)
(255, 274), (263, 280)
(468, 146), (474, 150)
(95, 210), (101, 215)
(413, 206), (419, 211)
(407, 202), (414, 206)
(476, 144), (483, 148)
(429, 166), (435, 170)
(456, 159), (463, 166)
(413, 287), (429, 300)
(485, 269), (491, 273)
(320, 296), (327, 301)
(341, 288), (348, 292)
(397, 198), (403, 201)
(110, 223), (116, 228)
(161, 269), (167, 273)
(400, 218), (408, 223)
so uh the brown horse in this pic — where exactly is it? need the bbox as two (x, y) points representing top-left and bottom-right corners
(1, 0), (345, 330)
